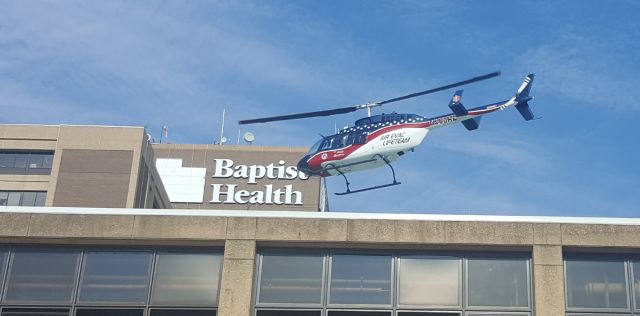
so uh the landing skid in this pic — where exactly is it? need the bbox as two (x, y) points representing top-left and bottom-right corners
(332, 154), (401, 196)
(335, 181), (401, 195)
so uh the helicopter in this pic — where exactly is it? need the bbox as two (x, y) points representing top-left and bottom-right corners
(239, 71), (536, 195)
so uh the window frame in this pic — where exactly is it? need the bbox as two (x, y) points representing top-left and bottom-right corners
(255, 249), (327, 308)
(0, 191), (47, 207)
(75, 249), (155, 306)
(149, 250), (224, 308)
(463, 254), (533, 311)
(0, 151), (54, 175)
(0, 307), (71, 316)
(0, 246), (222, 315)
(253, 249), (533, 316)
(395, 254), (463, 310)
(0, 248), (8, 303)
(327, 251), (395, 308)
(564, 254), (636, 314)
(2, 247), (82, 305)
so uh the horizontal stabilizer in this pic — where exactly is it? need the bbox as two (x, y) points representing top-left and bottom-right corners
(515, 102), (534, 121)
(448, 90), (467, 116)
(461, 116), (481, 130)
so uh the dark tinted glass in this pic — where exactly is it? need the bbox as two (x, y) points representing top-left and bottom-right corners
(1, 308), (69, 316)
(0, 191), (46, 207)
(150, 310), (216, 316)
(327, 312), (391, 316)
(4, 249), (80, 302)
(257, 311), (320, 316)
(0, 192), (7, 206)
(635, 262), (640, 309)
(35, 192), (47, 207)
(20, 192), (37, 207)
(259, 253), (324, 304)
(397, 313), (461, 316)
(329, 255), (392, 305)
(75, 310), (143, 316)
(565, 259), (628, 309)
(0, 154), (14, 168)
(27, 154), (45, 169)
(0, 249), (7, 291)
(13, 155), (27, 168)
(78, 251), (152, 303)
(467, 258), (530, 307)
(7, 192), (21, 206)
(0, 152), (53, 175)
(151, 252), (223, 305)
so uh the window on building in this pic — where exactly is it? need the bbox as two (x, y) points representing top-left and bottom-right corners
(0, 151), (54, 175)
(148, 310), (217, 316)
(0, 249), (7, 299)
(78, 251), (153, 304)
(466, 257), (530, 308)
(634, 261), (640, 310)
(258, 252), (324, 304)
(256, 251), (531, 316)
(329, 254), (392, 305)
(74, 309), (144, 316)
(0, 247), (222, 314)
(565, 258), (629, 310)
(0, 308), (69, 316)
(398, 256), (460, 307)
(3, 249), (80, 303)
(256, 311), (320, 316)
(397, 313), (461, 316)
(326, 311), (391, 316)
(0, 191), (47, 207)
(151, 252), (223, 306)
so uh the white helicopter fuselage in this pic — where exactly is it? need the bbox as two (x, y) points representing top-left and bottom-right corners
(320, 123), (430, 175)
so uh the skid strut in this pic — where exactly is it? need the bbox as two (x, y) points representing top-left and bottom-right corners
(334, 155), (401, 196)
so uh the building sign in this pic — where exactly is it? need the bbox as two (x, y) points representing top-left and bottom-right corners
(209, 158), (309, 205)
(153, 145), (324, 211)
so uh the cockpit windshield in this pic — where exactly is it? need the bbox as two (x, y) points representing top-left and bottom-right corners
(307, 139), (323, 155)
(310, 130), (368, 154)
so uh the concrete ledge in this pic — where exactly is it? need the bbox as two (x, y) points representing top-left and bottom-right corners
(226, 217), (256, 240)
(0, 213), (30, 237)
(534, 223), (562, 245)
(224, 240), (256, 260)
(444, 222), (534, 245)
(562, 224), (640, 247)
(132, 215), (227, 239)
(256, 218), (347, 241)
(533, 245), (563, 266)
(28, 214), (134, 238)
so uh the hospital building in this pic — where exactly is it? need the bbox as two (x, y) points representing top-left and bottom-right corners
(0, 124), (638, 316)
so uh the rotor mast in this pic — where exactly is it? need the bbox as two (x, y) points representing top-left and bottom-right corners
(356, 102), (382, 117)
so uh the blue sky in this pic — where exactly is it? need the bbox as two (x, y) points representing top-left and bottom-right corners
(1, 0), (638, 216)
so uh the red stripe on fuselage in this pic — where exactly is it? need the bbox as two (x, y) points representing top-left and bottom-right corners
(306, 121), (429, 173)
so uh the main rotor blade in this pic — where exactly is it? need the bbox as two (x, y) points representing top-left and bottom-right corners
(238, 70), (501, 125)
(380, 70), (501, 105)
(238, 106), (357, 125)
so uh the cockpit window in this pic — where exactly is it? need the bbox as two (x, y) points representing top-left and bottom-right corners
(307, 139), (323, 155)
(313, 130), (368, 154)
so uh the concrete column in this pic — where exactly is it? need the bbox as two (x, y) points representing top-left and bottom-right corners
(218, 239), (257, 316)
(532, 244), (565, 316)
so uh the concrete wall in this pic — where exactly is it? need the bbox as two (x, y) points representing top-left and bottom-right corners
(3, 211), (640, 316)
